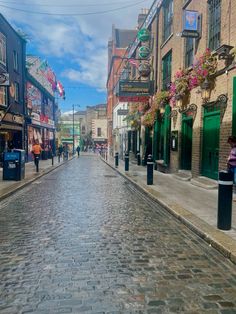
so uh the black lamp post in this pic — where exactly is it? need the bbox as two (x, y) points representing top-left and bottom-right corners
(72, 104), (80, 155)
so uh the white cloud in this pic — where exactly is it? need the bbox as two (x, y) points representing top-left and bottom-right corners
(1, 0), (154, 90)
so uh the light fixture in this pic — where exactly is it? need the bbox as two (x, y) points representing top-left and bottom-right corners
(201, 78), (211, 103)
(159, 106), (165, 114)
(175, 93), (183, 110)
(215, 44), (234, 61)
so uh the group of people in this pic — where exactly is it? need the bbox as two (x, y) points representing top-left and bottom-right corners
(30, 137), (236, 179)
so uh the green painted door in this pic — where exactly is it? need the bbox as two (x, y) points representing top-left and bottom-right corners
(202, 110), (220, 180)
(181, 116), (193, 170)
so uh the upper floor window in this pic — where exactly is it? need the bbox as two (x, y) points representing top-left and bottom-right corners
(82, 126), (86, 134)
(162, 50), (172, 91)
(13, 51), (18, 71)
(14, 82), (19, 102)
(0, 32), (6, 66)
(163, 0), (173, 42)
(97, 127), (102, 137)
(0, 87), (7, 107)
(208, 0), (221, 51)
(185, 37), (194, 68)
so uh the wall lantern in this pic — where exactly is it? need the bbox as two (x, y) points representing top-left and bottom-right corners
(215, 44), (234, 61)
(138, 46), (150, 59)
(137, 28), (151, 42)
(201, 78), (211, 103)
(138, 62), (151, 77)
(175, 93), (183, 109)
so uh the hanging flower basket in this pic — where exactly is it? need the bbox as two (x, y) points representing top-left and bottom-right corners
(142, 109), (156, 127)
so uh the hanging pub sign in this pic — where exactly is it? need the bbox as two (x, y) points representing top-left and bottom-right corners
(119, 96), (150, 103)
(137, 28), (150, 42)
(138, 62), (151, 77)
(138, 46), (150, 59)
(118, 80), (154, 97)
(0, 73), (9, 86)
(181, 10), (199, 38)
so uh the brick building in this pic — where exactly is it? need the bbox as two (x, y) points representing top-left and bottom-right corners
(107, 25), (137, 156)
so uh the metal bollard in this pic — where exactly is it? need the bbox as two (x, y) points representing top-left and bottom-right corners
(147, 154), (153, 185)
(137, 151), (141, 166)
(217, 170), (233, 230)
(125, 152), (129, 171)
(58, 154), (61, 163)
(52, 154), (54, 166)
(115, 152), (119, 168)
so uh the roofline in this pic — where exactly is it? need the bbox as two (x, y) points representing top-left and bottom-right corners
(0, 13), (27, 43)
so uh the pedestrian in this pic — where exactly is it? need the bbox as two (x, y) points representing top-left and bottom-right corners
(31, 140), (42, 166)
(58, 144), (63, 157)
(227, 136), (236, 182)
(76, 145), (80, 157)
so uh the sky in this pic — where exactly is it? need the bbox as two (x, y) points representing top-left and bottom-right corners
(1, 0), (154, 113)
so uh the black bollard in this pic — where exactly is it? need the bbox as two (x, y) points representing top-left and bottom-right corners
(115, 152), (119, 168)
(52, 154), (54, 166)
(147, 154), (153, 185)
(137, 151), (141, 166)
(217, 170), (233, 230)
(58, 154), (60, 163)
(125, 152), (129, 171)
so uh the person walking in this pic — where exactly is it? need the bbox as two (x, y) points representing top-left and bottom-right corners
(76, 145), (80, 157)
(227, 136), (236, 182)
(31, 140), (42, 171)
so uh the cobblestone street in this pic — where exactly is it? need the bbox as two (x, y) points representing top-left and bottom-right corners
(0, 155), (236, 314)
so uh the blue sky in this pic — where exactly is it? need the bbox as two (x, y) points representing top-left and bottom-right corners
(1, 0), (153, 112)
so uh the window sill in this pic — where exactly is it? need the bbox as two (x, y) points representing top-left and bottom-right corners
(161, 33), (174, 49)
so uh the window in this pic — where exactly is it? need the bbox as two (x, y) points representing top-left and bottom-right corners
(82, 126), (86, 134)
(162, 51), (172, 90)
(13, 51), (18, 71)
(208, 0), (221, 51)
(0, 87), (7, 106)
(97, 127), (101, 137)
(185, 37), (194, 68)
(163, 0), (173, 42)
(0, 32), (6, 65)
(14, 82), (19, 102)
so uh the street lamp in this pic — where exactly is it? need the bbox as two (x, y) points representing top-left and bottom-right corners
(72, 104), (80, 155)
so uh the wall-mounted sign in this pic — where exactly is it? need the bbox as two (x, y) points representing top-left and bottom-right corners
(117, 109), (129, 115)
(139, 46), (150, 59)
(0, 73), (9, 86)
(119, 96), (150, 103)
(118, 80), (154, 97)
(182, 10), (199, 38)
(137, 28), (150, 42)
(138, 62), (151, 77)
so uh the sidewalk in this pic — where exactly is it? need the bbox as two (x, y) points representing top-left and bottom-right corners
(103, 155), (236, 265)
(0, 155), (73, 200)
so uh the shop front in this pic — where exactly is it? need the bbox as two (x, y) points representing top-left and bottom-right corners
(0, 112), (24, 166)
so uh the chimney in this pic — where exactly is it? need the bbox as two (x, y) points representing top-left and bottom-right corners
(137, 8), (148, 29)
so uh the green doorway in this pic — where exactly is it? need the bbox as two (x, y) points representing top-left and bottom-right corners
(181, 115), (193, 170)
(202, 105), (220, 180)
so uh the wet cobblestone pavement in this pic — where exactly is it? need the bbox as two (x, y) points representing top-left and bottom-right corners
(0, 155), (236, 314)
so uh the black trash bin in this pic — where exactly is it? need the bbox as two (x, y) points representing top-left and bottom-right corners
(3, 150), (25, 181)
(13, 149), (25, 180)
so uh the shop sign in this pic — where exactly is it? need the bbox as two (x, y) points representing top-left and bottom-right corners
(181, 10), (199, 38)
(40, 114), (49, 124)
(139, 46), (150, 59)
(0, 73), (9, 86)
(31, 112), (40, 121)
(118, 96), (150, 103)
(48, 119), (55, 126)
(0, 111), (23, 124)
(117, 109), (129, 115)
(137, 28), (150, 42)
(118, 80), (154, 96)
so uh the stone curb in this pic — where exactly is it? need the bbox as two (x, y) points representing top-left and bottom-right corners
(0, 157), (75, 201)
(101, 157), (236, 265)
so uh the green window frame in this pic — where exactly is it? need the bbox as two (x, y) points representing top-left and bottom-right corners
(0, 32), (6, 66)
(13, 50), (18, 71)
(185, 37), (194, 68)
(162, 50), (172, 91)
(163, 0), (173, 42)
(208, 0), (221, 51)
